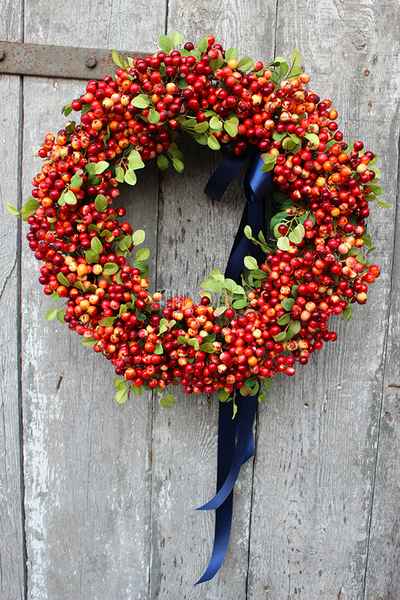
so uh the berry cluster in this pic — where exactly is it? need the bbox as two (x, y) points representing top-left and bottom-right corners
(10, 33), (384, 406)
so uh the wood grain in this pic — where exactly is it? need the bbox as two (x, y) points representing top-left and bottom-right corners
(0, 1), (24, 599)
(0, 73), (25, 600)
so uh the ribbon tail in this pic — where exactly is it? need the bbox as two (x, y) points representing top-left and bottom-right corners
(195, 394), (258, 585)
(197, 395), (258, 511)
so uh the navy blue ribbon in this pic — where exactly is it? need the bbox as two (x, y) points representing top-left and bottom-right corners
(196, 147), (274, 584)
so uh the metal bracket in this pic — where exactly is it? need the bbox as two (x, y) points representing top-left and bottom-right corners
(0, 41), (146, 80)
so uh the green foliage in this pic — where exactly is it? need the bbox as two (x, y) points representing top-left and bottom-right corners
(159, 35), (173, 54)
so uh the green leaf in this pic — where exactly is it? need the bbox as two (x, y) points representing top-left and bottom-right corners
(6, 203), (20, 217)
(91, 237), (103, 254)
(370, 184), (383, 195)
(200, 278), (223, 293)
(160, 397), (172, 408)
(124, 170), (137, 185)
(376, 198), (391, 209)
(45, 308), (57, 321)
(250, 381), (260, 396)
(258, 380), (273, 404)
(132, 229), (145, 246)
(103, 262), (119, 275)
(157, 155), (169, 171)
(260, 154), (277, 172)
(273, 131), (287, 142)
(244, 256), (258, 270)
(225, 48), (238, 61)
(168, 143), (184, 160)
(224, 122), (238, 137)
(209, 116), (223, 130)
(207, 135), (220, 151)
(232, 299), (249, 309)
(305, 133), (320, 146)
(288, 65), (302, 79)
(196, 133), (208, 145)
(273, 331), (287, 341)
(65, 121), (76, 134)
(21, 197), (40, 220)
(237, 57), (254, 71)
(64, 190), (77, 205)
(81, 104), (92, 114)
(281, 298), (295, 311)
(115, 388), (129, 404)
(148, 109), (161, 124)
(114, 378), (128, 391)
(136, 247), (150, 261)
(291, 50), (302, 67)
(57, 272), (70, 287)
(198, 342), (214, 353)
(244, 225), (253, 239)
(115, 166), (124, 183)
(131, 94), (151, 109)
(286, 320), (301, 340)
(159, 35), (173, 54)
(194, 121), (209, 133)
(85, 163), (97, 176)
(132, 260), (149, 277)
(362, 234), (372, 248)
(209, 269), (225, 282)
(132, 384), (143, 395)
(81, 338), (97, 347)
(154, 342), (164, 355)
(288, 224), (304, 245)
(218, 388), (231, 403)
(85, 249), (99, 264)
(70, 172), (83, 187)
(119, 235), (132, 251)
(57, 310), (66, 324)
(342, 305), (354, 322)
(166, 390), (177, 404)
(172, 158), (184, 173)
(172, 31), (182, 47)
(112, 49), (122, 67)
(62, 102), (72, 117)
(271, 56), (288, 65)
(52, 292), (60, 302)
(198, 35), (208, 53)
(277, 313), (291, 325)
(277, 236), (290, 251)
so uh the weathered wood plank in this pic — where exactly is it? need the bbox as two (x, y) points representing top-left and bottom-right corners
(21, 3), (166, 598)
(247, 0), (400, 598)
(364, 167), (400, 600)
(0, 2), (25, 599)
(0, 73), (25, 600)
(148, 6), (277, 596)
(364, 17), (400, 591)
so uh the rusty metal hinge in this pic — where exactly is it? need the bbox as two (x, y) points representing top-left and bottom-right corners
(0, 41), (146, 80)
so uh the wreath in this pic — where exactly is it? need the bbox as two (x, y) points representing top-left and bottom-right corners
(8, 32), (387, 583)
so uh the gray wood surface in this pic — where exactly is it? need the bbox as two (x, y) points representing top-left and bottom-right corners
(1, 0), (399, 598)
(0, 1), (25, 599)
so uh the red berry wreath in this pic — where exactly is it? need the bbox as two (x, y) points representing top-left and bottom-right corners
(9, 32), (387, 409)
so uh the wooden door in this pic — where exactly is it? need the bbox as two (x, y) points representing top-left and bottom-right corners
(1, 0), (400, 598)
